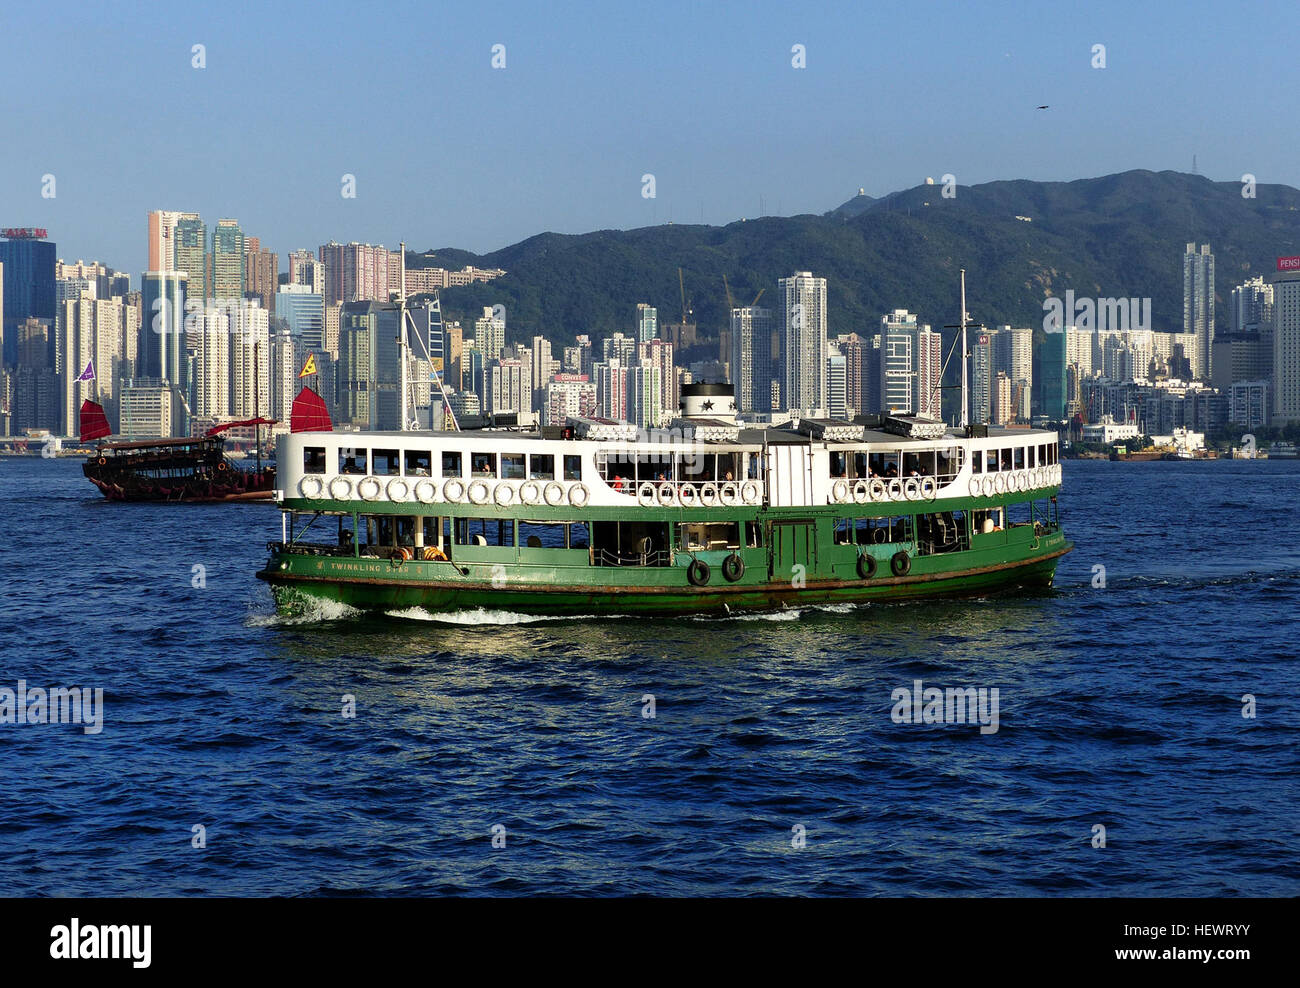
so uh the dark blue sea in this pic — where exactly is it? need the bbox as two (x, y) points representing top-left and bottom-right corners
(1, 455), (1297, 896)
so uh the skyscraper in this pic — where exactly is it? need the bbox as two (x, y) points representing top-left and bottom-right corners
(319, 241), (391, 304)
(287, 249), (325, 296)
(1, 230), (57, 367)
(212, 219), (246, 300)
(780, 271), (827, 414)
(826, 347), (847, 418)
(138, 271), (189, 435)
(147, 210), (198, 273)
(173, 216), (207, 308)
(1272, 265), (1300, 424)
(635, 303), (658, 343)
(731, 306), (773, 413)
(971, 333), (993, 424)
(915, 327), (943, 419)
(244, 236), (278, 312)
(878, 309), (919, 415)
(1183, 242), (1215, 380)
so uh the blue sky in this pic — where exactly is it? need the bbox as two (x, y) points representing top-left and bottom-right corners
(1, 0), (1294, 275)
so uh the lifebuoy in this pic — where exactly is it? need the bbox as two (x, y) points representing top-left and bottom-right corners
(328, 476), (353, 500)
(740, 481), (760, 505)
(298, 476), (324, 499)
(386, 478), (410, 501)
(993, 472), (1006, 495)
(687, 558), (711, 587)
(856, 553), (877, 580)
(891, 550), (911, 577)
(869, 479), (886, 502)
(968, 476), (982, 497)
(96, 456), (107, 466)
(217, 461), (228, 472)
(720, 482), (740, 506)
(543, 481), (566, 506)
(678, 483), (698, 507)
(921, 476), (939, 500)
(853, 480), (869, 504)
(494, 482), (516, 506)
(700, 482), (719, 507)
(981, 476), (995, 497)
(1017, 471), (1028, 492)
(832, 479), (850, 503)
(568, 482), (590, 507)
(467, 480), (490, 504)
(637, 482), (656, 507)
(887, 478), (903, 501)
(520, 480), (542, 505)
(422, 546), (447, 561)
(443, 478), (465, 502)
(722, 553), (744, 582)
(357, 476), (381, 500)
(415, 479), (437, 504)
(903, 478), (921, 500)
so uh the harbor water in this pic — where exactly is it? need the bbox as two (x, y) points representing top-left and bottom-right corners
(1, 456), (1296, 895)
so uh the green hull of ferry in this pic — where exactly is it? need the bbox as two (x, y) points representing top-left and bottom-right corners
(257, 495), (1071, 618)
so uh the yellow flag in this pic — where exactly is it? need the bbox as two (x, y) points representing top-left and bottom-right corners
(298, 353), (318, 378)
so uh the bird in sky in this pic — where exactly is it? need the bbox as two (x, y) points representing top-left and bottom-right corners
(1036, 105), (1050, 109)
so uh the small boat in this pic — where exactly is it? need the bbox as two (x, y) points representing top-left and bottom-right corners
(80, 400), (278, 503)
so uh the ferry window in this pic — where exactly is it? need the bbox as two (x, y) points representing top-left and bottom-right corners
(744, 521), (763, 547)
(471, 452), (497, 478)
(999, 448), (1013, 471)
(404, 450), (432, 476)
(454, 517), (512, 546)
(863, 516), (912, 544)
(747, 454), (762, 480)
(834, 518), (854, 544)
(679, 522), (740, 551)
(441, 451), (462, 477)
(372, 449), (400, 476)
(529, 453), (555, 480)
(501, 453), (526, 480)
(303, 446), (326, 473)
(1013, 447), (1025, 470)
(852, 452), (868, 479)
(567, 522), (589, 549)
(339, 447), (367, 474)
(518, 520), (571, 548)
(985, 450), (998, 472)
(563, 455), (582, 481)
(830, 450), (848, 478)
(972, 451), (982, 474)
(938, 448), (959, 478)
(717, 452), (741, 483)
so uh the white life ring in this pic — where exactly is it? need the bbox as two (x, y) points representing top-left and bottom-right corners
(853, 480), (869, 504)
(357, 476), (382, 501)
(993, 472), (1006, 495)
(637, 481), (656, 507)
(921, 476), (939, 500)
(519, 480), (542, 505)
(1018, 471), (1029, 492)
(386, 477), (410, 502)
(298, 476), (324, 499)
(543, 481), (566, 506)
(903, 478), (921, 500)
(467, 479), (491, 504)
(720, 482), (740, 506)
(415, 479), (438, 504)
(869, 478), (886, 502)
(494, 482), (516, 506)
(442, 478), (465, 503)
(740, 481), (760, 505)
(968, 476), (981, 498)
(678, 483), (698, 507)
(568, 482), (590, 507)
(1054, 464), (1063, 484)
(328, 476), (353, 500)
(657, 483), (677, 506)
(699, 482), (719, 507)
(981, 476), (995, 497)
(832, 478), (850, 503)
(887, 478), (903, 501)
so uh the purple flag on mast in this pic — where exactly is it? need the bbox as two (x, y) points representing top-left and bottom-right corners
(76, 361), (95, 382)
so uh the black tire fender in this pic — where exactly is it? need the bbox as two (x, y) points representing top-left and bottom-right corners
(856, 553), (877, 580)
(891, 550), (911, 577)
(687, 559), (711, 587)
(722, 553), (744, 582)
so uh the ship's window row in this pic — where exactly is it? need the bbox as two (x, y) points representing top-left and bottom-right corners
(304, 446), (583, 481)
(829, 448), (963, 482)
(970, 442), (1058, 474)
(595, 450), (760, 486)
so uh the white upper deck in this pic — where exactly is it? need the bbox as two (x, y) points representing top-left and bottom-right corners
(275, 422), (1062, 512)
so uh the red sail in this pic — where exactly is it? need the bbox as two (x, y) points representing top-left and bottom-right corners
(79, 400), (112, 441)
(291, 386), (332, 433)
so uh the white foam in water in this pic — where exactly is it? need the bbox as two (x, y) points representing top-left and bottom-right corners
(384, 606), (606, 625)
(247, 595), (363, 627)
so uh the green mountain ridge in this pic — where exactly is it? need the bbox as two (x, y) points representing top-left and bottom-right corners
(415, 170), (1300, 347)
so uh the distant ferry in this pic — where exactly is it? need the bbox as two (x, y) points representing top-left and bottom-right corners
(1268, 441), (1299, 460)
(256, 383), (1072, 617)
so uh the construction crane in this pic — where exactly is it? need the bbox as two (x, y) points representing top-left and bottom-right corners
(723, 275), (764, 313)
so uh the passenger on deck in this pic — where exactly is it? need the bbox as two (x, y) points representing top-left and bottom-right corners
(612, 475), (625, 492)
(342, 456), (363, 474)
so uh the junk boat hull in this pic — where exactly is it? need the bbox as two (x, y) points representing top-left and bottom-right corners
(83, 436), (275, 502)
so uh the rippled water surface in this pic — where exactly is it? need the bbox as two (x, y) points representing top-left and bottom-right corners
(1, 456), (1297, 895)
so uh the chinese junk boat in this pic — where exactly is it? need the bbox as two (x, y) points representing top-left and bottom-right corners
(257, 383), (1072, 617)
(80, 389), (329, 503)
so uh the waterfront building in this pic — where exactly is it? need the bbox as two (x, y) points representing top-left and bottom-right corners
(1183, 242), (1215, 380)
(780, 271), (827, 414)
